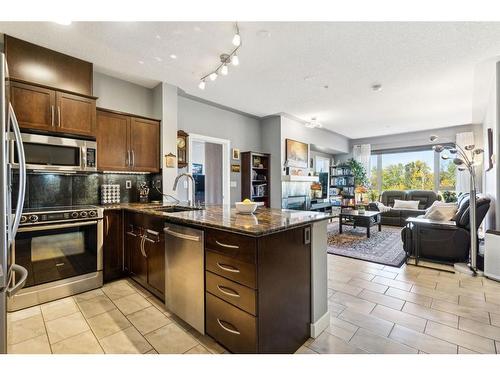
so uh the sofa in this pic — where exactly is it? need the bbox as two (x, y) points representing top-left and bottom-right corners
(367, 190), (439, 226)
(401, 194), (491, 264)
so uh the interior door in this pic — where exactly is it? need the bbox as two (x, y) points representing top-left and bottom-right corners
(56, 91), (96, 137)
(10, 82), (55, 132)
(129, 117), (160, 172)
(96, 110), (130, 171)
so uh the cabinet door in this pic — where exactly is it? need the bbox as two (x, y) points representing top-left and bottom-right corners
(129, 117), (160, 172)
(10, 82), (55, 132)
(145, 230), (165, 295)
(96, 110), (130, 171)
(127, 227), (148, 285)
(103, 210), (123, 282)
(56, 91), (96, 137)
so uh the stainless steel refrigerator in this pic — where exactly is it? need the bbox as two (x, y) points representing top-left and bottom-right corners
(1, 52), (28, 354)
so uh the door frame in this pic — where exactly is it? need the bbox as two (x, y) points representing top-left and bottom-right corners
(187, 133), (231, 206)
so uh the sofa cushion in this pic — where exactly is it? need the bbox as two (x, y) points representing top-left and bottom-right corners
(380, 190), (407, 207)
(380, 209), (400, 218)
(393, 199), (420, 210)
(423, 201), (458, 221)
(406, 190), (438, 209)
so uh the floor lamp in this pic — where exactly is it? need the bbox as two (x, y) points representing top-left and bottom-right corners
(430, 135), (483, 275)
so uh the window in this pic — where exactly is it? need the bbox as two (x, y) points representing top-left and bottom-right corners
(370, 148), (454, 193)
(315, 156), (330, 173)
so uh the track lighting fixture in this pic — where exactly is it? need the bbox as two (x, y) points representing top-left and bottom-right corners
(198, 22), (242, 90)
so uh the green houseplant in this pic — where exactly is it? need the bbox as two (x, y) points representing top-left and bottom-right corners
(347, 158), (369, 187)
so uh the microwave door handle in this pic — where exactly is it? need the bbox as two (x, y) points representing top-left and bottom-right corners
(81, 147), (87, 170)
(8, 103), (26, 243)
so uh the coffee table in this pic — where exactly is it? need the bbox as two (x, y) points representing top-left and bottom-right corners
(339, 210), (381, 238)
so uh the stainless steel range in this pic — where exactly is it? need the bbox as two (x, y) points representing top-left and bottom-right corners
(8, 205), (103, 311)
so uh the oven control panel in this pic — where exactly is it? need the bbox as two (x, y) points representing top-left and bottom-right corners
(20, 207), (102, 225)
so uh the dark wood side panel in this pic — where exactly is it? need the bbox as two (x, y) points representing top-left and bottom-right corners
(5, 35), (93, 96)
(204, 228), (257, 263)
(103, 210), (124, 282)
(257, 225), (311, 353)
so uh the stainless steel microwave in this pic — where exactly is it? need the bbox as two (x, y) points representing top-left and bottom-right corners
(10, 133), (97, 172)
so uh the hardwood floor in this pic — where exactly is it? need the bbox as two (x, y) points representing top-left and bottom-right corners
(296, 254), (500, 354)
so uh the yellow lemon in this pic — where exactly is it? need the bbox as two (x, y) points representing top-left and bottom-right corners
(243, 199), (252, 204)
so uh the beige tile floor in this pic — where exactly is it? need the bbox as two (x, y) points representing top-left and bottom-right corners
(7, 254), (500, 354)
(7, 279), (226, 354)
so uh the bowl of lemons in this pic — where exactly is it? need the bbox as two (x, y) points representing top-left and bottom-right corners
(235, 199), (259, 214)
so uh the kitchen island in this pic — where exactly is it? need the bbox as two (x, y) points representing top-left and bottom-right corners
(101, 204), (331, 354)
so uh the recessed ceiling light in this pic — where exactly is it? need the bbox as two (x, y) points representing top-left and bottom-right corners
(323, 85), (329, 89)
(155, 34), (161, 40)
(155, 57), (162, 62)
(257, 30), (271, 38)
(138, 60), (144, 65)
(303, 76), (313, 81)
(169, 54), (177, 60)
(54, 20), (72, 26)
(194, 26), (201, 32)
(371, 83), (382, 91)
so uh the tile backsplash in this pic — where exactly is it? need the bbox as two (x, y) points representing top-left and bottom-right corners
(14, 172), (163, 209)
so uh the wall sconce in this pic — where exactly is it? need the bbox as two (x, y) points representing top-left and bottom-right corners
(164, 153), (177, 168)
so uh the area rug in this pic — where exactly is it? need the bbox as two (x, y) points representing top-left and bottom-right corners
(327, 221), (406, 267)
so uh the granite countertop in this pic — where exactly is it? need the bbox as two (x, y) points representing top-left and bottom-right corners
(101, 203), (332, 236)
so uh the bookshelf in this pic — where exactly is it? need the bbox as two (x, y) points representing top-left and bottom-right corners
(241, 151), (271, 208)
(329, 164), (356, 208)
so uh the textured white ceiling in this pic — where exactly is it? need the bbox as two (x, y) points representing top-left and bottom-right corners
(1, 21), (500, 138)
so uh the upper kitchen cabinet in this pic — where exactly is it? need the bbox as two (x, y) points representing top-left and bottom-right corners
(97, 109), (160, 173)
(5, 35), (93, 96)
(5, 35), (97, 138)
(129, 117), (160, 172)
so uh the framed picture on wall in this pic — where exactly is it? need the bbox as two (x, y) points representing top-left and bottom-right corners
(232, 148), (240, 160)
(231, 164), (240, 173)
(285, 138), (308, 168)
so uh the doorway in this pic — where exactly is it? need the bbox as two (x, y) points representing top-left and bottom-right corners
(186, 134), (230, 206)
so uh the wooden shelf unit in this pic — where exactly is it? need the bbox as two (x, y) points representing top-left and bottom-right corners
(241, 151), (271, 208)
(329, 164), (356, 209)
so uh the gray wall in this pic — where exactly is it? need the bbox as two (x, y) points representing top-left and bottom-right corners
(177, 95), (262, 205)
(93, 71), (156, 118)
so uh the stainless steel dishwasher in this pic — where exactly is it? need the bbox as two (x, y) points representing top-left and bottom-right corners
(164, 223), (205, 334)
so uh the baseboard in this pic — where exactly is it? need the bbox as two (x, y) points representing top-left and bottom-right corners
(310, 310), (329, 338)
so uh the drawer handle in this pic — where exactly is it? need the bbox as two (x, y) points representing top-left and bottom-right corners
(215, 240), (239, 249)
(217, 285), (240, 298)
(126, 231), (137, 237)
(216, 262), (240, 273)
(217, 319), (241, 335)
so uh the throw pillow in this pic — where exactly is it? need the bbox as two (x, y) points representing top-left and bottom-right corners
(423, 201), (458, 221)
(392, 200), (420, 210)
(375, 201), (391, 213)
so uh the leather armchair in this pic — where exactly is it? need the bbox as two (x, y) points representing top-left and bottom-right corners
(402, 195), (491, 263)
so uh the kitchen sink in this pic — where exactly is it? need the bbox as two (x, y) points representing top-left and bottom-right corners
(152, 206), (201, 213)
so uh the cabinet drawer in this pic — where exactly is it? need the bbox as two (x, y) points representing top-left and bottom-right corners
(206, 271), (256, 315)
(206, 292), (257, 353)
(206, 250), (256, 289)
(205, 228), (256, 263)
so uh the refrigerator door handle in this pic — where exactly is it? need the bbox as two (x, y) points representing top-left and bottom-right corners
(6, 264), (28, 297)
(8, 102), (26, 242)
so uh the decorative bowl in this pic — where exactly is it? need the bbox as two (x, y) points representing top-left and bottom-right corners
(235, 202), (258, 214)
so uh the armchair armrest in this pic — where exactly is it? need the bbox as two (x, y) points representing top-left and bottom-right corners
(405, 217), (457, 229)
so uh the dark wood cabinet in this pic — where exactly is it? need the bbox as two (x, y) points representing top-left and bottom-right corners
(130, 117), (160, 172)
(205, 225), (311, 353)
(10, 82), (56, 132)
(10, 81), (97, 137)
(124, 212), (165, 299)
(103, 210), (124, 282)
(56, 91), (96, 137)
(97, 109), (160, 173)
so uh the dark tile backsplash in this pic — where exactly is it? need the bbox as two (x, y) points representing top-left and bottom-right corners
(13, 172), (163, 208)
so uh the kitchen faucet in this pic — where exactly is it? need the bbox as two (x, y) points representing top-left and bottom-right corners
(172, 173), (196, 207)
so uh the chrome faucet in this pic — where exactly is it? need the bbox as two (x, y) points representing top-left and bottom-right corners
(173, 173), (196, 207)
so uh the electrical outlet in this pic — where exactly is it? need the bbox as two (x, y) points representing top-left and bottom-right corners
(230, 181), (237, 188)
(125, 180), (132, 189)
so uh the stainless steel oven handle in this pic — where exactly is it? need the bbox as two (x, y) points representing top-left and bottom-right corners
(18, 220), (99, 232)
(6, 264), (28, 297)
(8, 103), (26, 243)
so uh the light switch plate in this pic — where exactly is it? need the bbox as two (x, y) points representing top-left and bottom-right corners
(230, 181), (237, 188)
(125, 180), (132, 189)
